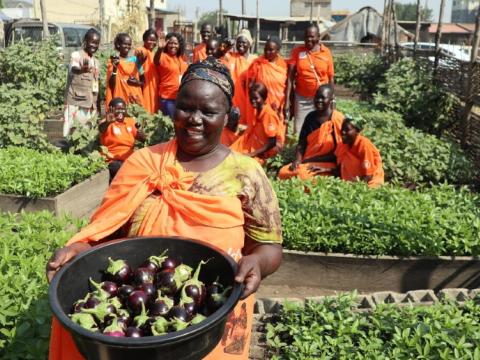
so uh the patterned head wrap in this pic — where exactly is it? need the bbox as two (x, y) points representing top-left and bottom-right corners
(180, 57), (234, 107)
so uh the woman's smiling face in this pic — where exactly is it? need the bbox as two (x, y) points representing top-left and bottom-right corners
(174, 80), (229, 157)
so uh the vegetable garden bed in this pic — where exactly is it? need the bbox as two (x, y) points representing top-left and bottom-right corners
(0, 147), (108, 218)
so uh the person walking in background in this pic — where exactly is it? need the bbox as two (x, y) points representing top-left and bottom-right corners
(135, 29), (160, 114)
(286, 24), (334, 133)
(106, 33), (145, 110)
(278, 84), (343, 180)
(154, 32), (188, 118)
(99, 97), (146, 182)
(193, 23), (214, 63)
(63, 28), (100, 137)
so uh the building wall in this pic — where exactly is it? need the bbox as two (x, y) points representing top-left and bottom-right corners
(452, 0), (479, 23)
(290, 0), (331, 19)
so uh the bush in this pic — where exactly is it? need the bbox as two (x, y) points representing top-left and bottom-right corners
(334, 53), (386, 99)
(266, 293), (480, 360)
(374, 57), (455, 135)
(337, 100), (477, 185)
(128, 104), (174, 146)
(274, 177), (480, 256)
(0, 212), (84, 359)
(0, 39), (66, 151)
(0, 147), (106, 198)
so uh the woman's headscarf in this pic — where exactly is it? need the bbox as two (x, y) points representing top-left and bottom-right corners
(236, 29), (253, 45)
(180, 57), (235, 107)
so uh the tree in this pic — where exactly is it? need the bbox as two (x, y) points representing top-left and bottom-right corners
(395, 2), (433, 21)
(198, 10), (228, 28)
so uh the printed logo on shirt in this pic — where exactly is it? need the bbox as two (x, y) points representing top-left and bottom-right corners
(267, 124), (276, 132)
(127, 126), (133, 133)
(362, 160), (371, 169)
(113, 126), (121, 136)
(299, 51), (307, 59)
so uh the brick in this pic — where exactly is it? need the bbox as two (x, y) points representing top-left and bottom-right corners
(254, 299), (265, 314)
(404, 290), (438, 304)
(372, 291), (403, 305)
(261, 298), (283, 313)
(356, 294), (375, 310)
(437, 288), (469, 302)
(468, 288), (480, 299)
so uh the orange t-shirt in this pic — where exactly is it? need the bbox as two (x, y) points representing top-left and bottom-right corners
(335, 134), (384, 188)
(288, 44), (334, 98)
(100, 117), (138, 162)
(157, 52), (188, 100)
(231, 104), (282, 158)
(193, 43), (207, 63)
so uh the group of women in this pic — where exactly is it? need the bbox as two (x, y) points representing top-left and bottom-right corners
(63, 23), (384, 188)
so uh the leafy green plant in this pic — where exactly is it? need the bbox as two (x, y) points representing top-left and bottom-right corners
(374, 57), (455, 135)
(0, 39), (66, 151)
(334, 53), (386, 99)
(274, 177), (480, 256)
(128, 104), (174, 146)
(0, 147), (106, 198)
(0, 211), (85, 359)
(266, 293), (480, 360)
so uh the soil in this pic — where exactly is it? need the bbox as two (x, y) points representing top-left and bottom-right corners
(256, 284), (339, 299)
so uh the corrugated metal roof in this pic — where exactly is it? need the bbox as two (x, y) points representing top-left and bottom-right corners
(429, 23), (473, 34)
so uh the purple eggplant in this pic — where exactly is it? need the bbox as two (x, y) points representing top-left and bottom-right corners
(133, 267), (155, 285)
(207, 285), (232, 314)
(125, 326), (143, 338)
(108, 296), (123, 312)
(128, 290), (148, 315)
(83, 302), (117, 324)
(72, 294), (89, 313)
(103, 316), (126, 337)
(178, 286), (197, 320)
(70, 312), (98, 332)
(155, 264), (192, 296)
(167, 305), (189, 323)
(118, 284), (135, 303)
(150, 316), (169, 336)
(142, 250), (168, 273)
(85, 295), (101, 309)
(182, 260), (208, 307)
(136, 283), (157, 303)
(160, 256), (178, 271)
(133, 303), (150, 329)
(106, 257), (132, 284)
(149, 292), (174, 317)
(89, 278), (112, 301)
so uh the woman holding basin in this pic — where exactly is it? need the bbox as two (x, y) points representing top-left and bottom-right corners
(46, 58), (283, 360)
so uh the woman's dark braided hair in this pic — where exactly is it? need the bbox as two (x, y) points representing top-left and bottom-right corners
(83, 28), (100, 42)
(142, 28), (158, 41)
(164, 32), (185, 57)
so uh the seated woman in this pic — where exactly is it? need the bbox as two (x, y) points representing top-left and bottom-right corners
(333, 118), (384, 188)
(99, 97), (146, 181)
(46, 58), (283, 360)
(278, 84), (343, 180)
(230, 82), (284, 163)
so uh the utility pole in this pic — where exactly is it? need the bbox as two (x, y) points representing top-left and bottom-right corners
(39, 0), (49, 39)
(414, 0), (421, 57)
(241, 0), (246, 29)
(381, 0), (388, 55)
(255, 0), (260, 52)
(310, 0), (314, 22)
(460, 5), (480, 146)
(99, 0), (105, 41)
(218, 0), (223, 29)
(149, 0), (155, 29)
(433, 0), (446, 75)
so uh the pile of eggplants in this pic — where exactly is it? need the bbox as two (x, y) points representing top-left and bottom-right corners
(69, 251), (232, 337)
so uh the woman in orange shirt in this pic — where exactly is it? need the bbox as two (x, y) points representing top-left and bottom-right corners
(285, 24), (334, 133)
(106, 33), (145, 110)
(154, 32), (188, 118)
(279, 84), (343, 180)
(231, 82), (282, 163)
(99, 97), (146, 181)
(224, 30), (257, 127)
(331, 118), (384, 188)
(135, 29), (160, 114)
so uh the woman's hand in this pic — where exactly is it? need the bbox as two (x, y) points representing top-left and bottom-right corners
(46, 242), (92, 283)
(235, 254), (262, 300)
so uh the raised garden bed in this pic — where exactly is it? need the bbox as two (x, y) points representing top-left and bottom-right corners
(262, 250), (480, 293)
(0, 169), (108, 218)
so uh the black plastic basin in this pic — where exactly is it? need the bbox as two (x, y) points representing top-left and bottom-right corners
(49, 236), (243, 360)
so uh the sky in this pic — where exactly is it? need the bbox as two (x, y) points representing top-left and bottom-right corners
(167, 0), (453, 23)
